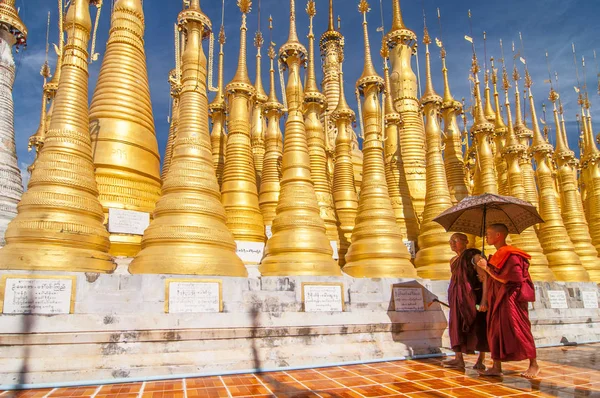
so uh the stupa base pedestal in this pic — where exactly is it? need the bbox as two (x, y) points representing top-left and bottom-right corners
(0, 264), (598, 387)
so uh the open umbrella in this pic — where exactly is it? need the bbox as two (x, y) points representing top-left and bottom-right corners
(433, 193), (544, 253)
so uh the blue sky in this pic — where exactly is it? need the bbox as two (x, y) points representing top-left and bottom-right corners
(11, 0), (600, 188)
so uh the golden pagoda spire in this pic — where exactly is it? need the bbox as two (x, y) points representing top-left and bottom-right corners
(89, 0), (161, 257)
(500, 57), (554, 281)
(383, 53), (419, 243)
(331, 70), (358, 266)
(343, 0), (415, 277)
(304, 0), (340, 252)
(163, 68), (181, 180)
(0, 0), (115, 272)
(413, 22), (454, 280)
(491, 57), (509, 196)
(259, 16), (283, 228)
(383, 0), (426, 222)
(549, 80), (600, 281)
(438, 10), (469, 205)
(526, 52), (589, 281)
(251, 2), (267, 188)
(209, 1), (227, 189)
(260, 0), (339, 276)
(482, 33), (496, 123)
(221, 0), (265, 254)
(130, 0), (245, 276)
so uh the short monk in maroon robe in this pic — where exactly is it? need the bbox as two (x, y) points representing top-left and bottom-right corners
(475, 223), (540, 379)
(442, 233), (489, 370)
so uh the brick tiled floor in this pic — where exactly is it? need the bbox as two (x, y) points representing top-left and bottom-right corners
(2, 344), (599, 397)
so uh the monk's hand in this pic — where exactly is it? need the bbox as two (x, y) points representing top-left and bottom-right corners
(476, 257), (488, 270)
(478, 301), (488, 312)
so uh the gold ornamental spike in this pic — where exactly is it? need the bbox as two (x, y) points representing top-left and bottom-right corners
(501, 88), (554, 281)
(413, 26), (455, 280)
(383, 0), (425, 223)
(259, 25), (283, 227)
(383, 58), (419, 243)
(221, 1), (265, 248)
(440, 47), (469, 205)
(89, 0), (162, 257)
(331, 71), (358, 267)
(0, 0), (115, 272)
(209, 21), (227, 189)
(483, 71), (496, 123)
(491, 60), (509, 196)
(550, 90), (600, 281)
(163, 68), (181, 180)
(343, 2), (415, 278)
(528, 86), (589, 281)
(304, 0), (340, 250)
(251, 9), (267, 188)
(129, 2), (245, 276)
(260, 0), (340, 276)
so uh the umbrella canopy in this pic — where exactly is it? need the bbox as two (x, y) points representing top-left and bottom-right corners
(433, 193), (544, 236)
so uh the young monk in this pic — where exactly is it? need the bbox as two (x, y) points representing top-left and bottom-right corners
(442, 233), (489, 370)
(475, 224), (540, 379)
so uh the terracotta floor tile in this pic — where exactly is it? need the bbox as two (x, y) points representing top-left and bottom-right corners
(94, 394), (139, 398)
(2, 390), (54, 398)
(333, 376), (378, 388)
(446, 376), (489, 387)
(400, 372), (436, 381)
(256, 373), (296, 384)
(286, 370), (326, 382)
(314, 369), (358, 379)
(421, 370), (465, 379)
(366, 374), (408, 384)
(49, 387), (98, 397)
(315, 389), (365, 398)
(220, 375), (261, 386)
(386, 368), (420, 376)
(185, 388), (229, 398)
(436, 387), (493, 397)
(350, 384), (399, 397)
(141, 392), (184, 398)
(405, 391), (452, 397)
(415, 379), (460, 390)
(97, 384), (143, 395)
(225, 385), (270, 397)
(143, 382), (184, 392)
(301, 380), (343, 391)
(471, 384), (523, 396)
(185, 377), (225, 389)
(346, 368), (385, 376)
(272, 393), (321, 398)
(382, 382), (431, 394)
(262, 381), (309, 393)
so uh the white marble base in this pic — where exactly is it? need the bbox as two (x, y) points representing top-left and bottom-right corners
(0, 266), (598, 387)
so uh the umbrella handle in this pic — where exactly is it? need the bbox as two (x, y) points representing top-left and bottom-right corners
(481, 204), (486, 256)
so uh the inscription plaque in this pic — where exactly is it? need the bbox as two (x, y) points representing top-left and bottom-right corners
(108, 208), (150, 235)
(235, 241), (265, 264)
(403, 240), (416, 259)
(302, 283), (344, 312)
(547, 290), (569, 309)
(1, 275), (75, 314)
(393, 287), (425, 312)
(165, 279), (222, 313)
(582, 291), (599, 309)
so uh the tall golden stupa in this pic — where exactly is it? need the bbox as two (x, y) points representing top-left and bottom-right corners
(89, 0), (162, 257)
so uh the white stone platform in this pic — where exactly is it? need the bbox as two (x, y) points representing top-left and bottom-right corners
(0, 261), (598, 388)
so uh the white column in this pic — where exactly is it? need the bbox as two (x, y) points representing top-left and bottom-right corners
(0, 28), (23, 246)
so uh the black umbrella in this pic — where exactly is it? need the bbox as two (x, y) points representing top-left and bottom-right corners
(433, 193), (544, 253)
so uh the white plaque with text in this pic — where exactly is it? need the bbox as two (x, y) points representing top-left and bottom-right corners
(2, 277), (74, 314)
(403, 240), (416, 259)
(393, 287), (425, 312)
(108, 208), (150, 235)
(582, 291), (599, 309)
(235, 241), (265, 264)
(265, 225), (273, 240)
(167, 281), (221, 313)
(330, 241), (339, 260)
(303, 284), (344, 312)
(548, 290), (569, 309)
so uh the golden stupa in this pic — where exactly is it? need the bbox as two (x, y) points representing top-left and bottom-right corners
(413, 27), (455, 280)
(163, 68), (180, 180)
(250, 24), (268, 188)
(221, 1), (265, 246)
(258, 17), (284, 228)
(343, 1), (415, 278)
(89, 0), (162, 257)
(209, 24), (227, 189)
(304, 1), (340, 251)
(259, 0), (339, 276)
(490, 60), (509, 197)
(129, 0), (245, 276)
(0, 0), (114, 272)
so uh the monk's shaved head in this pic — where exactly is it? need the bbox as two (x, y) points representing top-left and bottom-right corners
(452, 233), (469, 243)
(488, 223), (509, 237)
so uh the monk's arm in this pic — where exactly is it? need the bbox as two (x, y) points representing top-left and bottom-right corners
(475, 266), (489, 308)
(475, 258), (510, 284)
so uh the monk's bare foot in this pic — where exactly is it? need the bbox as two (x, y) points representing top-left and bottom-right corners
(442, 358), (465, 368)
(478, 368), (502, 377)
(473, 361), (486, 370)
(521, 364), (540, 379)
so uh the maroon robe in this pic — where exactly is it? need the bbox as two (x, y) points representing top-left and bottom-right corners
(448, 248), (489, 354)
(486, 251), (537, 361)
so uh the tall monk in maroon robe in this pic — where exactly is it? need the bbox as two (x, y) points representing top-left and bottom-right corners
(443, 233), (489, 370)
(475, 223), (540, 379)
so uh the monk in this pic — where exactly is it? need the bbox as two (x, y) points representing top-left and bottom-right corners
(442, 233), (489, 370)
(475, 223), (540, 379)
